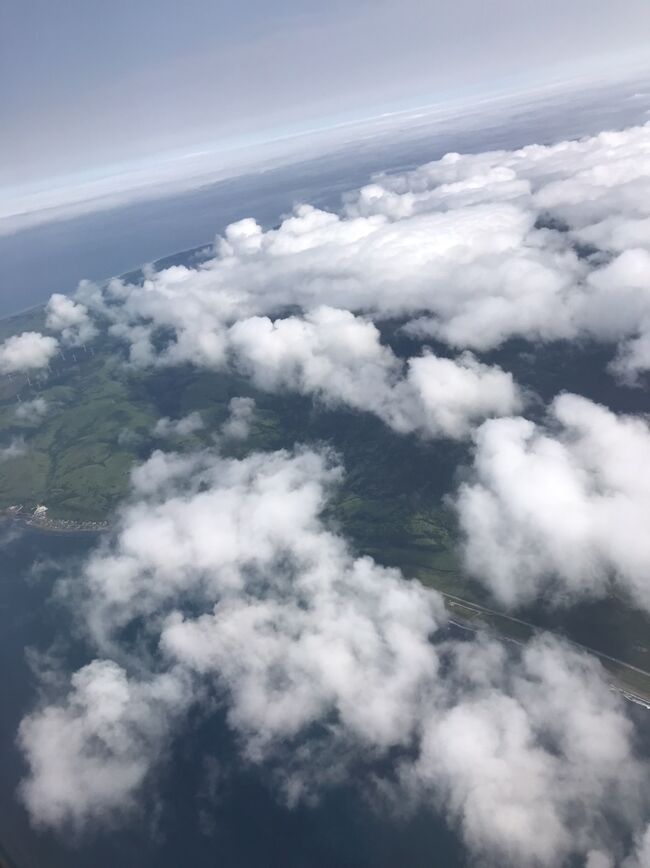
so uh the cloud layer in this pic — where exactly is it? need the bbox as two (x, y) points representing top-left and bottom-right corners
(68, 121), (650, 381)
(228, 307), (522, 438)
(18, 446), (650, 866)
(45, 293), (96, 347)
(19, 661), (190, 829)
(44, 119), (650, 621)
(455, 394), (650, 612)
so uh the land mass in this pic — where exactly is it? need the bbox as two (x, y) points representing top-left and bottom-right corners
(0, 252), (648, 702)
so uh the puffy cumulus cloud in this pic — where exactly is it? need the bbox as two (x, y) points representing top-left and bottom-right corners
(229, 307), (522, 439)
(19, 446), (649, 865)
(66, 121), (650, 375)
(576, 248), (650, 380)
(78, 200), (581, 356)
(226, 307), (397, 403)
(220, 396), (255, 440)
(18, 660), (190, 830)
(456, 393), (650, 611)
(81, 267), (236, 368)
(404, 351), (523, 440)
(528, 126), (650, 247)
(348, 123), (650, 257)
(152, 411), (204, 438)
(355, 124), (650, 369)
(68, 302), (523, 441)
(79, 448), (350, 641)
(0, 331), (58, 374)
(401, 636), (645, 867)
(45, 293), (96, 346)
(15, 396), (48, 423)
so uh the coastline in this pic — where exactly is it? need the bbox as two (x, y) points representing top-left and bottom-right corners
(0, 240), (211, 325)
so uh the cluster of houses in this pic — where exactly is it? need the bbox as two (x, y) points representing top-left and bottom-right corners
(3, 503), (109, 532)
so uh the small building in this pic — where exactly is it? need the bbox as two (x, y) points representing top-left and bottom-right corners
(33, 504), (48, 516)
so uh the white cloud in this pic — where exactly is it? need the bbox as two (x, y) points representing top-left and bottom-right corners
(18, 660), (190, 830)
(18, 446), (650, 865)
(229, 307), (522, 438)
(221, 396), (255, 440)
(66, 121), (650, 377)
(403, 351), (523, 439)
(152, 411), (204, 438)
(403, 635), (645, 867)
(81, 200), (579, 355)
(455, 393), (650, 611)
(45, 293), (96, 347)
(0, 331), (58, 374)
(15, 397), (48, 423)
(60, 302), (522, 441)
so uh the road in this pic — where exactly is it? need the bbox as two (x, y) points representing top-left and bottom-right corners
(440, 590), (650, 709)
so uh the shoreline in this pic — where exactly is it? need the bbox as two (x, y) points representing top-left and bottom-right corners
(0, 240), (211, 325)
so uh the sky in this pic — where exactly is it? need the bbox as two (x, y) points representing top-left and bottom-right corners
(3, 0), (650, 196)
